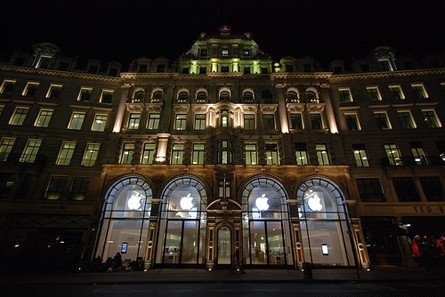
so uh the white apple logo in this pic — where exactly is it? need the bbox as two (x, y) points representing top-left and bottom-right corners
(307, 193), (323, 211)
(255, 194), (270, 211)
(127, 193), (142, 210)
(180, 193), (194, 210)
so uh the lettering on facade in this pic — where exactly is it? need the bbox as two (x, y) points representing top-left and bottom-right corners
(413, 206), (444, 214)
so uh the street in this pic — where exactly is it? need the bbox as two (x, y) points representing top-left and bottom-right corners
(3, 281), (445, 297)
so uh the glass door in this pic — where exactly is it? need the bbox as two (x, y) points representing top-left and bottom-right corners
(217, 227), (231, 264)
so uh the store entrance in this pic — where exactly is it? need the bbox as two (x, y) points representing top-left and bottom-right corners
(217, 226), (231, 265)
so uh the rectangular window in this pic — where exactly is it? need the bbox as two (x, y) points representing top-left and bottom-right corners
(91, 114), (108, 131)
(175, 114), (187, 130)
(295, 143), (308, 165)
(419, 177), (444, 201)
(344, 113), (361, 131)
(46, 83), (63, 99)
(245, 144), (258, 165)
(120, 143), (135, 164)
(128, 113), (141, 130)
(22, 82), (39, 97)
(56, 141), (76, 165)
(141, 143), (156, 165)
(356, 178), (386, 202)
(100, 89), (114, 103)
(219, 140), (232, 164)
(338, 88), (353, 102)
(388, 85), (405, 100)
(310, 113), (323, 129)
(392, 177), (420, 201)
(192, 143), (205, 165)
(194, 114), (206, 130)
(421, 109), (441, 128)
(147, 113), (160, 130)
(70, 177), (90, 201)
(81, 143), (100, 166)
(34, 109), (53, 127)
(411, 83), (428, 99)
(366, 87), (382, 101)
(316, 144), (330, 165)
(263, 114), (276, 130)
(290, 113), (303, 129)
(68, 112), (85, 130)
(0, 137), (16, 161)
(0, 79), (16, 94)
(410, 142), (428, 165)
(0, 173), (15, 198)
(221, 49), (229, 57)
(397, 110), (416, 129)
(374, 111), (391, 130)
(244, 114), (255, 130)
(384, 143), (402, 165)
(170, 143), (184, 164)
(45, 176), (68, 200)
(353, 144), (369, 167)
(19, 138), (42, 163)
(77, 87), (93, 101)
(265, 143), (279, 165)
(9, 107), (29, 125)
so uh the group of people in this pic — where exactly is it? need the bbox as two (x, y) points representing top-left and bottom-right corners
(81, 252), (144, 272)
(410, 234), (445, 269)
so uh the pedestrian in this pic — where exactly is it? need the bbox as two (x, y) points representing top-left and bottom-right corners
(113, 252), (122, 271)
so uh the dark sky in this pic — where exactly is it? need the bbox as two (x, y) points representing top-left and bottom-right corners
(1, 0), (444, 67)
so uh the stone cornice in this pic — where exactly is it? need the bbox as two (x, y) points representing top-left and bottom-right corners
(330, 68), (445, 81)
(271, 72), (332, 80)
(0, 65), (121, 83)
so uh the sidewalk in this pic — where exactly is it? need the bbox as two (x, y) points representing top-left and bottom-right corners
(2, 265), (445, 285)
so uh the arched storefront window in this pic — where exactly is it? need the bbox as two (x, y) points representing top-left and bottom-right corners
(95, 176), (152, 262)
(242, 177), (293, 266)
(157, 177), (207, 265)
(297, 178), (355, 266)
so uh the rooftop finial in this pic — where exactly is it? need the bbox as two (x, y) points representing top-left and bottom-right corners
(220, 25), (230, 36)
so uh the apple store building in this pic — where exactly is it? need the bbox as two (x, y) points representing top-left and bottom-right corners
(93, 174), (359, 269)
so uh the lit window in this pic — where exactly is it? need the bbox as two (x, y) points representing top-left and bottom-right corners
(295, 143), (308, 165)
(265, 143), (279, 165)
(306, 90), (318, 103)
(68, 112), (85, 130)
(410, 142), (428, 165)
(338, 88), (353, 102)
(45, 84), (63, 99)
(194, 114), (206, 130)
(388, 85), (405, 100)
(9, 107), (29, 125)
(120, 143), (135, 164)
(421, 109), (441, 128)
(45, 176), (68, 200)
(384, 143), (402, 166)
(34, 109), (53, 127)
(128, 113), (141, 130)
(366, 87), (382, 101)
(352, 144), (369, 167)
(91, 114), (108, 132)
(245, 144), (257, 165)
(344, 113), (361, 131)
(100, 89), (114, 103)
(175, 114), (187, 130)
(397, 110), (416, 129)
(0, 137), (16, 161)
(70, 177), (90, 201)
(316, 144), (330, 165)
(0, 79), (16, 94)
(192, 143), (205, 165)
(218, 140), (232, 164)
(147, 113), (160, 130)
(170, 143), (184, 165)
(221, 49), (229, 57)
(81, 143), (100, 167)
(19, 138), (42, 163)
(374, 111), (392, 130)
(56, 141), (76, 165)
(244, 114), (255, 130)
(22, 82), (40, 97)
(77, 87), (93, 101)
(411, 83), (428, 99)
(141, 143), (156, 165)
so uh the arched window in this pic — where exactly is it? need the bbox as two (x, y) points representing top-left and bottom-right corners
(157, 177), (208, 265)
(306, 89), (318, 103)
(261, 90), (274, 103)
(95, 176), (152, 262)
(242, 90), (254, 102)
(134, 89), (145, 101)
(196, 91), (208, 102)
(177, 91), (189, 103)
(219, 90), (231, 101)
(152, 90), (163, 102)
(286, 90), (299, 102)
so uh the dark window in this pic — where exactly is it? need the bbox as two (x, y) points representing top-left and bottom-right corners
(87, 65), (99, 74)
(356, 178), (386, 202)
(138, 64), (148, 72)
(45, 176), (69, 200)
(333, 66), (343, 74)
(285, 65), (294, 72)
(200, 49), (208, 57)
(290, 113), (303, 129)
(310, 114), (323, 129)
(261, 67), (268, 74)
(13, 57), (26, 66)
(303, 64), (312, 72)
(243, 67), (251, 74)
(58, 62), (70, 71)
(263, 114), (275, 129)
(108, 67), (119, 76)
(419, 177), (444, 201)
(199, 67), (206, 74)
(345, 114), (359, 131)
(392, 177), (420, 202)
(261, 90), (273, 103)
(0, 173), (15, 198)
(221, 66), (229, 72)
(182, 67), (189, 74)
(16, 174), (32, 199)
(156, 64), (166, 72)
(70, 177), (90, 201)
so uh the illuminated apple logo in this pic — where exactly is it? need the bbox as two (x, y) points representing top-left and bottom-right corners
(307, 193), (323, 211)
(127, 193), (142, 210)
(180, 193), (194, 210)
(255, 194), (270, 211)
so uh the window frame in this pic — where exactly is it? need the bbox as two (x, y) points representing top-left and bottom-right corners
(55, 141), (76, 166)
(67, 111), (86, 130)
(34, 108), (54, 127)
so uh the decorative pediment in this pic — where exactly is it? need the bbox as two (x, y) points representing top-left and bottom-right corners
(286, 103), (305, 112)
(126, 103), (144, 112)
(260, 104), (278, 113)
(174, 104), (190, 113)
(242, 105), (257, 113)
(146, 103), (163, 112)
(306, 103), (325, 112)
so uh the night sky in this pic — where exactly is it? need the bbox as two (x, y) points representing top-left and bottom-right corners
(1, 0), (444, 67)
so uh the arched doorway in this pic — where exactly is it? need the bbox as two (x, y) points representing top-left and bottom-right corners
(297, 178), (355, 266)
(94, 176), (152, 262)
(242, 177), (293, 266)
(156, 177), (208, 266)
(217, 226), (231, 265)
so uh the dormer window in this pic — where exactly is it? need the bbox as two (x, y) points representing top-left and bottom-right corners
(138, 64), (148, 73)
(243, 48), (251, 56)
(200, 49), (208, 57)
(36, 55), (52, 69)
(221, 49), (229, 57)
